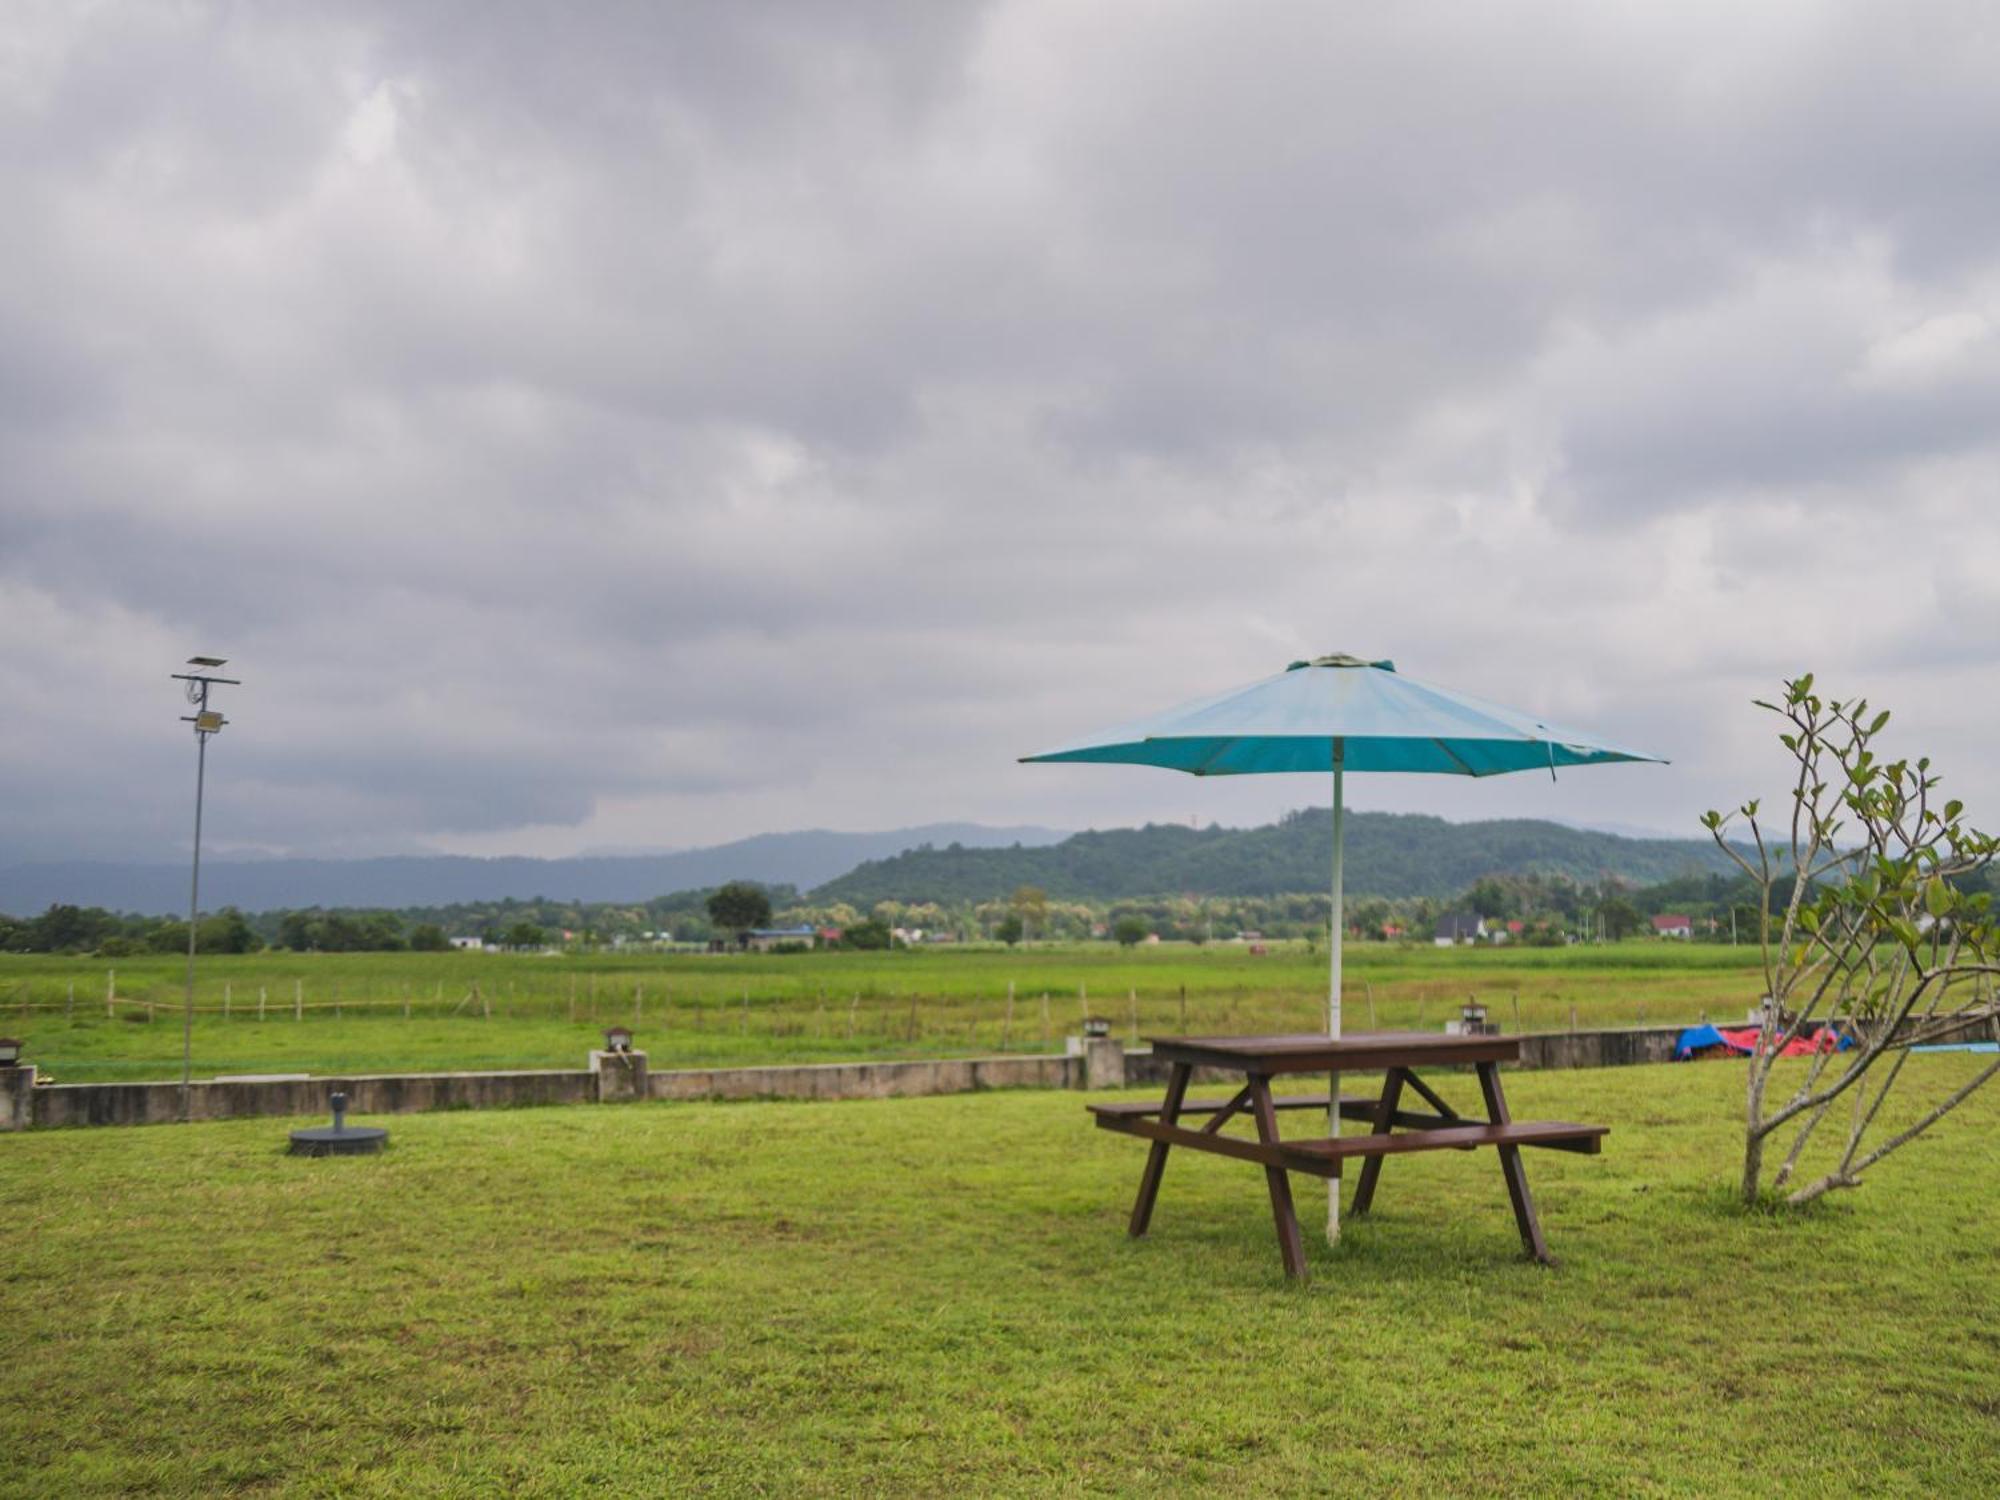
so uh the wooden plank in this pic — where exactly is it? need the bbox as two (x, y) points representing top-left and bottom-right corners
(1478, 1061), (1553, 1265)
(1127, 1061), (1190, 1238)
(1088, 1093), (1376, 1117)
(1248, 1073), (1309, 1279)
(1398, 1069), (1462, 1121)
(1282, 1120), (1606, 1161)
(1090, 1097), (1465, 1133)
(1147, 1032), (1519, 1075)
(1095, 1109), (1603, 1165)
(1197, 1085), (1253, 1136)
(1348, 1068), (1406, 1217)
(1095, 1109), (1342, 1178)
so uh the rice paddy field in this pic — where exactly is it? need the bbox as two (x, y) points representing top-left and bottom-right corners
(0, 941), (1767, 1082)
(3, 1055), (1997, 1495)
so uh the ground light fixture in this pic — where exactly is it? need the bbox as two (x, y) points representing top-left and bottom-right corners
(603, 1026), (634, 1053)
(170, 655), (241, 1124)
(0, 1038), (21, 1067)
(288, 1091), (389, 1156)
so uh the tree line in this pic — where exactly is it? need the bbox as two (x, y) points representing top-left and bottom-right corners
(15, 860), (1970, 955)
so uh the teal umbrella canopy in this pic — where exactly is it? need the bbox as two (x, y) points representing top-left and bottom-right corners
(1020, 654), (1665, 776)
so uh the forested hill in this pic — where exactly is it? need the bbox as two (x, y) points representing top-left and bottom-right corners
(813, 810), (1738, 904)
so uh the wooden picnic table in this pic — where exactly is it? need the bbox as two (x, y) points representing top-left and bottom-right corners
(1088, 1032), (1607, 1278)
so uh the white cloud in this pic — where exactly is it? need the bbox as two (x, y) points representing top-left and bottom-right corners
(2, 0), (1998, 865)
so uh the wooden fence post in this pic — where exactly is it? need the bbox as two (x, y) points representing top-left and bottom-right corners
(295, 979), (303, 1022)
(107, 969), (115, 1018)
(259, 986), (267, 1022)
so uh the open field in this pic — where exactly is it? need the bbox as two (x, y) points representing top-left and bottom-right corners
(3, 1056), (1997, 1495)
(0, 943), (1768, 1082)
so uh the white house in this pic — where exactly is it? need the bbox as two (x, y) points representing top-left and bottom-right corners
(1433, 913), (1487, 946)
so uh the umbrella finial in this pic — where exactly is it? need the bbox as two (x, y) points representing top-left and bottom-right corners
(1287, 654), (1396, 672)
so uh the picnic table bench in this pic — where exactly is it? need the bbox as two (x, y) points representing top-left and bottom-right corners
(1089, 1032), (1607, 1278)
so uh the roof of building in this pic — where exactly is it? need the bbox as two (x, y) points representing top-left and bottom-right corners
(1652, 913), (1693, 929)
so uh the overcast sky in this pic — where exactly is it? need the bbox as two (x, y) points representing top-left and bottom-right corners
(4, 1), (1998, 865)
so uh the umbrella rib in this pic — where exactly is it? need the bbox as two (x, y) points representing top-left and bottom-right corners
(1432, 738), (1479, 776)
(1185, 737), (1235, 776)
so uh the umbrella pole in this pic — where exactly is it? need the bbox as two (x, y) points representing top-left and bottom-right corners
(1328, 752), (1345, 1246)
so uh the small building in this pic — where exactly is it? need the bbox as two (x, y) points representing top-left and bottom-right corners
(1653, 914), (1694, 939)
(448, 936), (484, 951)
(1434, 913), (1487, 946)
(744, 925), (817, 952)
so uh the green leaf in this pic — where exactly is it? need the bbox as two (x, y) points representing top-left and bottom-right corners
(1924, 879), (1951, 919)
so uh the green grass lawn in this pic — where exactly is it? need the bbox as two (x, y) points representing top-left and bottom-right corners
(3, 942), (1766, 1082)
(3, 1058), (1997, 1495)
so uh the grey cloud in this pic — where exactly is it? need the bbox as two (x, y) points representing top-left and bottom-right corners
(3, 1), (1999, 864)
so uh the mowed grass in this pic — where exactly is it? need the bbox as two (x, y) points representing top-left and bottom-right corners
(3, 1059), (1997, 1495)
(3, 942), (1765, 1082)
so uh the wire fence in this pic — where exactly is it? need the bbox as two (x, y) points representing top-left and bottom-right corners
(1, 968), (1705, 1049)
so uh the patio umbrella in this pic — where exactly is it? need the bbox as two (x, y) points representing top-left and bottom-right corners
(1021, 653), (1664, 1244)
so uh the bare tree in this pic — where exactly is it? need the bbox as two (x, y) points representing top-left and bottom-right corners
(1705, 675), (1999, 1207)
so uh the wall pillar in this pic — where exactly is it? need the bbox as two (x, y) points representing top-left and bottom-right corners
(590, 1050), (649, 1102)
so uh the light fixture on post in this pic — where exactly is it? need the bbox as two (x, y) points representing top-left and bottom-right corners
(170, 655), (241, 1124)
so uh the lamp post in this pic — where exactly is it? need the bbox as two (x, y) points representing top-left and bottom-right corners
(172, 656), (240, 1124)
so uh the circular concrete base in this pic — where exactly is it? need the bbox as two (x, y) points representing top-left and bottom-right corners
(288, 1125), (389, 1157)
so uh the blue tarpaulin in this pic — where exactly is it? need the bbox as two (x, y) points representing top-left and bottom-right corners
(1674, 1024), (1856, 1060)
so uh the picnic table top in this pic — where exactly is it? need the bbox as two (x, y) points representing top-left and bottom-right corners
(1144, 1031), (1520, 1073)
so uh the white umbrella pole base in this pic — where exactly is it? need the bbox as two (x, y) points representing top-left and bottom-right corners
(1327, 1069), (1341, 1244)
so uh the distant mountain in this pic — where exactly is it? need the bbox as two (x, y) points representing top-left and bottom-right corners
(813, 810), (1741, 905)
(0, 823), (1068, 917)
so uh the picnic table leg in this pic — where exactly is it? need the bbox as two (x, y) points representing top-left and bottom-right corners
(1347, 1067), (1407, 1217)
(1247, 1073), (1309, 1279)
(1476, 1062), (1554, 1265)
(1127, 1061), (1191, 1237)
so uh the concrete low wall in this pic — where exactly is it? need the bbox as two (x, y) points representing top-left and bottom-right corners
(651, 1053), (1073, 1103)
(27, 1067), (599, 1129)
(10, 1015), (1989, 1130)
